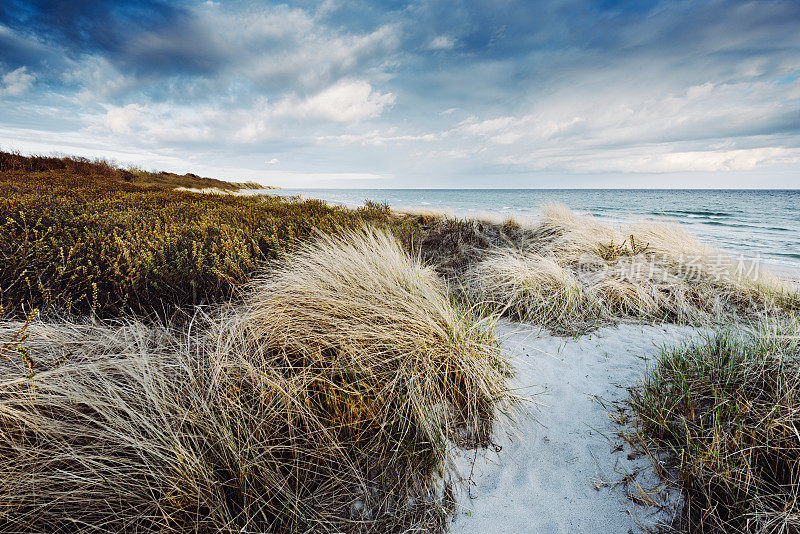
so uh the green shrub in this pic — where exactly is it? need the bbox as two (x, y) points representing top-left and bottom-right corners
(0, 160), (394, 318)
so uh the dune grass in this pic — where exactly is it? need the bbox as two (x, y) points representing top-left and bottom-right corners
(9, 148), (792, 333)
(0, 149), (267, 190)
(4, 149), (800, 532)
(0, 228), (511, 533)
(628, 318), (800, 533)
(459, 203), (799, 331)
(466, 248), (592, 328)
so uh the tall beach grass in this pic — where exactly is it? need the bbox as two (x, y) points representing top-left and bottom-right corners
(0, 228), (512, 532)
(456, 204), (799, 331)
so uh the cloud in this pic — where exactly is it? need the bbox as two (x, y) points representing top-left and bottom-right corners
(428, 35), (454, 50)
(97, 79), (396, 148)
(245, 23), (401, 93)
(274, 80), (395, 122)
(104, 103), (146, 135)
(499, 146), (800, 174)
(0, 66), (35, 97)
(100, 103), (221, 144)
(0, 1), (196, 72)
(316, 129), (441, 146)
(609, 148), (800, 173)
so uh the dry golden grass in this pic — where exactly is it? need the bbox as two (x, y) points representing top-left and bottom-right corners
(466, 248), (591, 327)
(0, 228), (511, 533)
(464, 203), (799, 331)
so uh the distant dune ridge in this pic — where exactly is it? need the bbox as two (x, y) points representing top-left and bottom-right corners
(0, 149), (276, 191)
(1, 151), (799, 533)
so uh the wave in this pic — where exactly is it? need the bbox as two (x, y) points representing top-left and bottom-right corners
(697, 221), (793, 232)
(658, 209), (736, 217)
(772, 252), (800, 260)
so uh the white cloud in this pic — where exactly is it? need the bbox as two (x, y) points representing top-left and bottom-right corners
(0, 67), (35, 97)
(274, 80), (395, 122)
(497, 145), (800, 174)
(101, 103), (222, 143)
(601, 148), (800, 174)
(433, 75), (800, 174)
(316, 129), (440, 146)
(244, 22), (401, 91)
(97, 80), (396, 146)
(104, 104), (147, 134)
(429, 35), (455, 50)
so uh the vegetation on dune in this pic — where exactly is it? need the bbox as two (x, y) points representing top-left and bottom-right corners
(628, 319), (800, 533)
(3, 150), (800, 533)
(0, 149), (269, 190)
(467, 248), (593, 327)
(414, 216), (538, 279)
(0, 229), (511, 533)
(5, 150), (794, 329)
(0, 152), (393, 318)
(449, 204), (799, 331)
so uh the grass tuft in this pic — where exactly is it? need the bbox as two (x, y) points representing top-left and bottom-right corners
(629, 318), (800, 533)
(461, 203), (799, 331)
(465, 248), (592, 328)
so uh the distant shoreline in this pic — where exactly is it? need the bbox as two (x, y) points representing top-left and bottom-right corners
(254, 187), (800, 276)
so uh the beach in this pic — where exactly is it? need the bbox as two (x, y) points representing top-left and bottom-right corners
(4, 0), (799, 529)
(451, 321), (702, 532)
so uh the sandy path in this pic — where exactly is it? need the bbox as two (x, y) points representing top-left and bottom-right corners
(450, 321), (703, 533)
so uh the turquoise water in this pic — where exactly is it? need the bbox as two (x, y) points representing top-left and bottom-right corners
(256, 189), (800, 272)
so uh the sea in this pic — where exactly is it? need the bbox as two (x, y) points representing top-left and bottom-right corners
(254, 189), (800, 276)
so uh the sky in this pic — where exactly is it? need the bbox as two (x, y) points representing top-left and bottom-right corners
(1, 0), (799, 188)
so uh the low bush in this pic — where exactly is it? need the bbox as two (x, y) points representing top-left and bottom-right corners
(0, 155), (393, 319)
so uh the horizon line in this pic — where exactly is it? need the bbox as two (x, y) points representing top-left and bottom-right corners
(263, 187), (800, 191)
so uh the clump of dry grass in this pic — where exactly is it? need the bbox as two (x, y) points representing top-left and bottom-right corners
(209, 228), (511, 517)
(463, 203), (799, 331)
(466, 248), (592, 328)
(0, 228), (511, 532)
(628, 318), (800, 533)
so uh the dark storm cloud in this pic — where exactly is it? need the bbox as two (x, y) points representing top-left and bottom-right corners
(0, 0), (226, 75)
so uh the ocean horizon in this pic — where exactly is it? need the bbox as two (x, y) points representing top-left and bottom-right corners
(256, 188), (800, 274)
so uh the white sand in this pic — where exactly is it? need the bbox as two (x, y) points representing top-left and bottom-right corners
(173, 186), (258, 195)
(450, 321), (705, 533)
